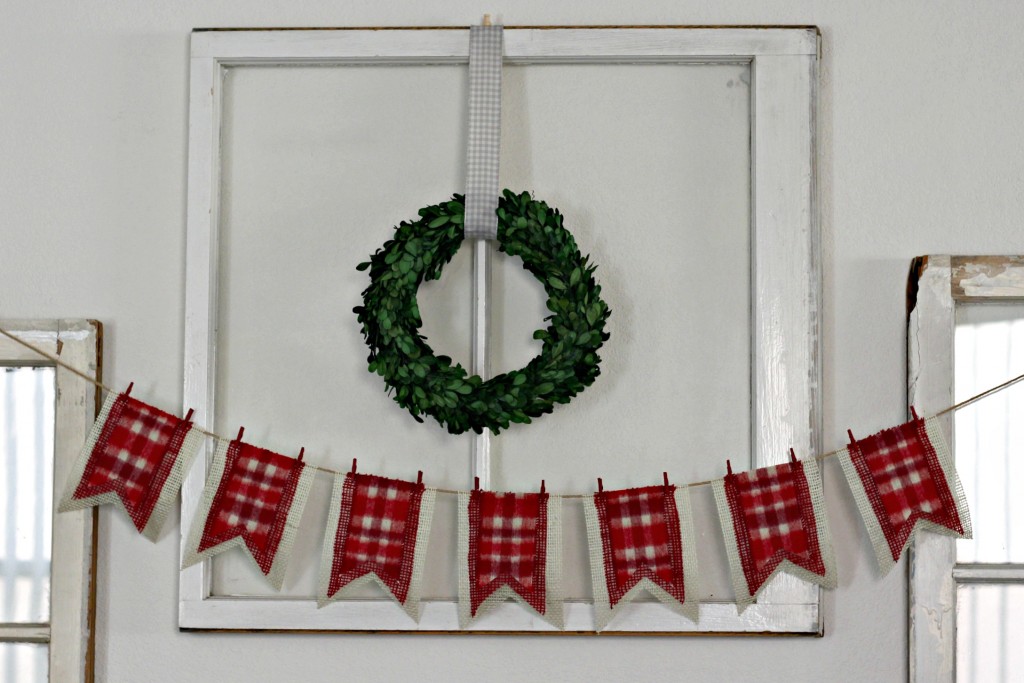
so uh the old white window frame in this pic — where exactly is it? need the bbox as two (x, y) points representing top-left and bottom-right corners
(0, 319), (100, 681)
(908, 255), (1024, 680)
(181, 26), (821, 633)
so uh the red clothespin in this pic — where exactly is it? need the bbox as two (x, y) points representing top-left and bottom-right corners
(417, 471), (423, 485)
(597, 477), (604, 493)
(474, 476), (480, 491)
(789, 448), (798, 463)
(351, 458), (358, 474)
(726, 460), (733, 476)
(540, 480), (546, 495)
(297, 447), (305, 462)
(236, 426), (245, 442)
(847, 429), (856, 444)
(663, 472), (670, 489)
(910, 406), (920, 421)
(184, 408), (194, 422)
(125, 382), (134, 396)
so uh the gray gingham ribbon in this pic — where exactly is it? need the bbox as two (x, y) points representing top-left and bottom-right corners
(464, 25), (503, 240)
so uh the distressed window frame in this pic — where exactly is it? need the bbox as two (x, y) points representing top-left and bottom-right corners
(181, 26), (821, 634)
(0, 319), (100, 681)
(907, 255), (1024, 680)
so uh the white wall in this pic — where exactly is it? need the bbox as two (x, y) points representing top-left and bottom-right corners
(3, 1), (1024, 681)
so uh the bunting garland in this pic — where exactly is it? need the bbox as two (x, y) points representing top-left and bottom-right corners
(458, 487), (562, 628)
(584, 482), (699, 630)
(317, 469), (435, 621)
(182, 434), (315, 589)
(713, 455), (836, 611)
(839, 415), (971, 574)
(58, 389), (202, 541)
(24, 372), (1009, 629)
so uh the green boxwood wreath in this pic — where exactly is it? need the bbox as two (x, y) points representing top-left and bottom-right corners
(354, 190), (611, 435)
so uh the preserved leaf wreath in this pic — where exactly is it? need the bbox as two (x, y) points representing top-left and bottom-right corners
(354, 190), (611, 435)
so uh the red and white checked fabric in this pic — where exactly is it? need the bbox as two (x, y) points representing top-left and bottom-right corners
(583, 484), (698, 630)
(317, 472), (435, 621)
(183, 437), (314, 589)
(458, 490), (562, 628)
(713, 457), (835, 610)
(840, 416), (971, 573)
(59, 390), (202, 541)
(474, 492), (541, 591)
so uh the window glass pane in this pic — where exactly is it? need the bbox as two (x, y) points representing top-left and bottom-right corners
(954, 304), (1024, 563)
(210, 63), (469, 599)
(0, 366), (55, 622)
(956, 583), (1024, 682)
(0, 642), (48, 682)
(492, 63), (750, 601)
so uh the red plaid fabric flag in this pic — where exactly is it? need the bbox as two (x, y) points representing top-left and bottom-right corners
(584, 484), (698, 630)
(59, 390), (203, 541)
(458, 489), (562, 628)
(183, 436), (314, 589)
(840, 416), (971, 573)
(317, 472), (435, 621)
(713, 457), (835, 610)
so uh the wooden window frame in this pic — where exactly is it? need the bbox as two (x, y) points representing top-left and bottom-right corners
(181, 26), (821, 633)
(907, 255), (1024, 681)
(0, 319), (100, 682)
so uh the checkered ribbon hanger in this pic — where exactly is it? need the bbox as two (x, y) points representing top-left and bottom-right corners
(839, 409), (971, 575)
(463, 19), (503, 240)
(317, 460), (436, 622)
